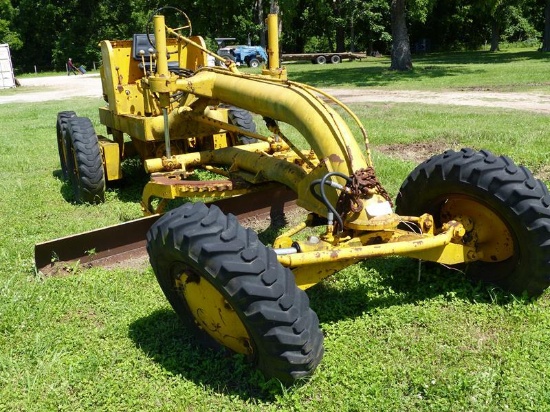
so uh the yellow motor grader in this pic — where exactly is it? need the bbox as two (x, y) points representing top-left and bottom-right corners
(40, 7), (550, 385)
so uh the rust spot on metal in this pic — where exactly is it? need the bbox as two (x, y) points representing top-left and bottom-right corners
(345, 145), (354, 163)
(334, 167), (393, 230)
(365, 236), (383, 245)
(327, 154), (344, 164)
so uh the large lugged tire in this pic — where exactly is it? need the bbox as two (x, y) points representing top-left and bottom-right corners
(65, 117), (106, 204)
(56, 111), (76, 180)
(146, 202), (324, 384)
(395, 148), (550, 296)
(227, 106), (257, 144)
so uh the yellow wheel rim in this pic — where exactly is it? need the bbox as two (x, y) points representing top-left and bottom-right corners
(176, 271), (253, 355)
(441, 196), (514, 262)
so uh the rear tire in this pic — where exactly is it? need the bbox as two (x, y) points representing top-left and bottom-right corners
(65, 117), (106, 204)
(146, 202), (324, 385)
(226, 106), (257, 144)
(248, 58), (260, 68)
(395, 148), (550, 296)
(56, 111), (76, 180)
(330, 54), (341, 64)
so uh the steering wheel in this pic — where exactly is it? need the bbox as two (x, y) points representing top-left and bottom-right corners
(146, 6), (193, 49)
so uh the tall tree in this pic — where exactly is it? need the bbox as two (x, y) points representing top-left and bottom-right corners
(255, 0), (266, 48)
(487, 0), (505, 51)
(390, 0), (437, 70)
(390, 0), (412, 70)
(344, 0), (390, 54)
(331, 0), (346, 52)
(480, 0), (536, 52)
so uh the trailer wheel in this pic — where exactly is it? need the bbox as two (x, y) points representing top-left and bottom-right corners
(227, 106), (258, 144)
(56, 111), (76, 180)
(146, 202), (324, 385)
(330, 55), (341, 64)
(395, 148), (550, 296)
(65, 117), (106, 204)
(315, 55), (327, 64)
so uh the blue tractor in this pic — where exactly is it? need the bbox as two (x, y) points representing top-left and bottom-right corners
(217, 45), (268, 68)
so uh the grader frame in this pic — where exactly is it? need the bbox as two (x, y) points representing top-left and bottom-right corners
(41, 8), (550, 385)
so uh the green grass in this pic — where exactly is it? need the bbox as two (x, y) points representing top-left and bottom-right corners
(288, 48), (550, 92)
(354, 103), (550, 182)
(2, 50), (550, 410)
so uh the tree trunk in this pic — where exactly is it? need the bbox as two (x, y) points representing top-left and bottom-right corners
(390, 0), (412, 70)
(489, 19), (500, 52)
(542, 0), (550, 51)
(334, 0), (345, 52)
(336, 26), (346, 52)
(256, 0), (266, 49)
(270, 0), (282, 38)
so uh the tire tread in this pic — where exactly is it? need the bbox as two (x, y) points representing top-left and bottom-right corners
(147, 202), (324, 384)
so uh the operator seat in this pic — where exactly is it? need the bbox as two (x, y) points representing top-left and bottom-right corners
(132, 34), (181, 73)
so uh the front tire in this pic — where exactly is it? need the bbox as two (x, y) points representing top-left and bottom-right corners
(65, 117), (106, 204)
(396, 148), (550, 296)
(146, 202), (324, 385)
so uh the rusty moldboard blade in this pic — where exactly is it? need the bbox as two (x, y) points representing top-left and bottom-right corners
(34, 214), (160, 275)
(35, 186), (298, 275)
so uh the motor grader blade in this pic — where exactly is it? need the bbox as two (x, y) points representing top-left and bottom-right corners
(35, 186), (297, 275)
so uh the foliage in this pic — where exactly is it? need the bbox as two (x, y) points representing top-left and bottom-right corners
(0, 0), (22, 50)
(346, 0), (391, 53)
(3, 0), (550, 72)
(410, 0), (543, 51)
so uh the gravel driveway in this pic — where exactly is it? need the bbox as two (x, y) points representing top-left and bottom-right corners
(2, 73), (550, 114)
(0, 74), (103, 104)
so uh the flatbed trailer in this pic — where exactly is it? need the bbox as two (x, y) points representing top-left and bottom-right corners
(281, 51), (365, 64)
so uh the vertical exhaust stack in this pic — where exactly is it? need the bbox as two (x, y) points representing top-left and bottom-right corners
(266, 13), (280, 70)
(152, 14), (172, 158)
(263, 13), (287, 79)
(153, 15), (169, 79)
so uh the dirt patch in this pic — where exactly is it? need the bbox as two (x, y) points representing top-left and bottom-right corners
(375, 141), (550, 184)
(324, 87), (550, 114)
(0, 74), (103, 105)
(97, 255), (152, 273)
(533, 164), (550, 182)
(375, 140), (460, 164)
